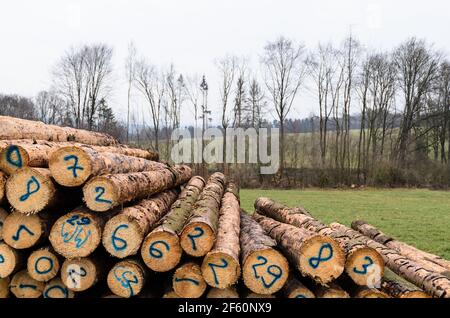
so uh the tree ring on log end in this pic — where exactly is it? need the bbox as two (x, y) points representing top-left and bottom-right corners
(173, 262), (207, 298)
(10, 270), (45, 298)
(346, 247), (384, 287)
(201, 251), (240, 289)
(43, 277), (75, 298)
(180, 222), (215, 257)
(83, 177), (118, 212)
(103, 214), (143, 258)
(0, 242), (19, 278)
(242, 248), (289, 295)
(49, 146), (93, 187)
(141, 231), (182, 272)
(61, 257), (98, 292)
(27, 248), (60, 282)
(3, 212), (44, 249)
(6, 167), (55, 214)
(107, 260), (146, 298)
(299, 235), (345, 285)
(0, 277), (9, 298)
(0, 144), (30, 175)
(49, 211), (101, 259)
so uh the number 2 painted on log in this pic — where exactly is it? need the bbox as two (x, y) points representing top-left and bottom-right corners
(64, 155), (84, 178)
(251, 255), (283, 288)
(12, 224), (35, 241)
(308, 243), (333, 269)
(94, 186), (112, 204)
(207, 258), (228, 286)
(187, 227), (204, 251)
(19, 176), (40, 202)
(353, 256), (374, 275)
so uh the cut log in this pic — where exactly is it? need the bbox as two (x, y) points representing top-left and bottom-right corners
(330, 222), (450, 298)
(0, 115), (118, 146)
(0, 142), (50, 175)
(0, 140), (159, 175)
(9, 270), (45, 298)
(49, 206), (118, 259)
(102, 189), (178, 259)
(142, 176), (205, 272)
(245, 292), (276, 298)
(6, 167), (63, 214)
(352, 220), (450, 274)
(83, 165), (192, 212)
(0, 277), (9, 298)
(352, 286), (390, 298)
(107, 259), (147, 298)
(201, 183), (241, 288)
(381, 277), (431, 298)
(61, 257), (104, 292)
(180, 172), (226, 257)
(283, 275), (315, 298)
(2, 211), (53, 249)
(172, 261), (207, 298)
(0, 207), (8, 241)
(49, 146), (166, 187)
(254, 197), (312, 217)
(0, 242), (23, 278)
(240, 212), (289, 295)
(27, 246), (60, 282)
(207, 287), (240, 298)
(313, 282), (350, 298)
(43, 277), (75, 298)
(0, 171), (6, 204)
(255, 197), (384, 287)
(253, 213), (345, 285)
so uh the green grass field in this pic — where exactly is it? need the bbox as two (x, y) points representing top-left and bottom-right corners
(240, 188), (450, 260)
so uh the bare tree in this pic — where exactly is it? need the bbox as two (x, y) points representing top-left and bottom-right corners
(35, 90), (66, 125)
(394, 38), (441, 166)
(134, 59), (165, 151)
(125, 41), (137, 142)
(262, 36), (307, 176)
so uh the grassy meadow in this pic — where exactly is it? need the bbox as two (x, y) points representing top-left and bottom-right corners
(240, 188), (450, 260)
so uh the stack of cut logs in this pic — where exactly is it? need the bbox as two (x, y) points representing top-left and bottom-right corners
(1, 115), (450, 298)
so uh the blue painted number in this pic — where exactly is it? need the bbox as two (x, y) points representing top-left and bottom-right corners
(207, 258), (228, 286)
(6, 145), (22, 168)
(64, 155), (84, 178)
(95, 186), (112, 204)
(113, 267), (139, 297)
(112, 224), (128, 251)
(19, 176), (40, 202)
(308, 243), (333, 269)
(252, 256), (283, 288)
(353, 256), (374, 275)
(187, 227), (204, 251)
(149, 240), (170, 259)
(12, 224), (35, 241)
(35, 256), (53, 275)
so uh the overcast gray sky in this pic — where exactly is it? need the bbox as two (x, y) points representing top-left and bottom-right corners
(1, 0), (449, 125)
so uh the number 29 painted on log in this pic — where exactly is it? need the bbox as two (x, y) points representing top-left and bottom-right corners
(251, 255), (283, 289)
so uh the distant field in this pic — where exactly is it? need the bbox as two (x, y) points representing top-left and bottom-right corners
(240, 188), (450, 260)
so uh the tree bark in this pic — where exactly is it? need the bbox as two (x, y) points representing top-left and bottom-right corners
(180, 172), (226, 257)
(352, 220), (450, 274)
(49, 146), (166, 187)
(0, 115), (118, 146)
(253, 213), (345, 285)
(255, 197), (384, 286)
(201, 183), (241, 288)
(381, 277), (431, 298)
(83, 165), (192, 212)
(239, 212), (289, 294)
(102, 189), (179, 258)
(330, 222), (450, 298)
(142, 176), (205, 272)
